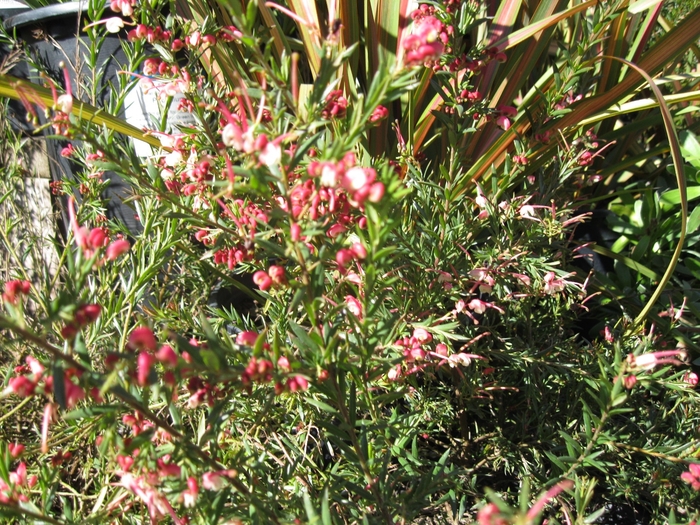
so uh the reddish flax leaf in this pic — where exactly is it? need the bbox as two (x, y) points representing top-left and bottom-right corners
(554, 6), (700, 133)
(467, 0), (566, 158)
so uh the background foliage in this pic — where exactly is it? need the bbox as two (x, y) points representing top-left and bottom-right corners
(1, 0), (700, 523)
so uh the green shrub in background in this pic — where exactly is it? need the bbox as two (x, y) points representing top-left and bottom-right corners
(1, 0), (700, 523)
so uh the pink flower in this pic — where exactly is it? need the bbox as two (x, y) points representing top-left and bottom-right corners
(286, 375), (309, 392)
(346, 295), (363, 318)
(4, 376), (36, 397)
(684, 371), (699, 386)
(626, 349), (687, 371)
(387, 364), (402, 381)
(117, 472), (184, 524)
(342, 167), (372, 193)
(129, 327), (158, 352)
(495, 115), (511, 130)
(60, 144), (75, 157)
(202, 471), (225, 491)
(268, 265), (287, 286)
(368, 182), (385, 203)
(56, 93), (73, 114)
(156, 345), (178, 368)
(253, 270), (272, 291)
(623, 375), (638, 389)
(106, 239), (131, 260)
(543, 271), (565, 294)
(182, 476), (198, 508)
(336, 248), (355, 268)
(65, 379), (85, 408)
(403, 16), (445, 66)
(468, 299), (488, 314)
(369, 105), (389, 124)
(9, 462), (27, 487)
(477, 503), (507, 525)
(157, 457), (182, 478)
(322, 90), (348, 119)
(88, 227), (108, 249)
(351, 242), (368, 260)
(412, 327), (432, 343)
(681, 463), (700, 491)
(236, 331), (260, 346)
(277, 356), (291, 371)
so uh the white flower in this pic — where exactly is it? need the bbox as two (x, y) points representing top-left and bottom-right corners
(259, 142), (281, 167)
(56, 94), (73, 114)
(104, 17), (125, 33)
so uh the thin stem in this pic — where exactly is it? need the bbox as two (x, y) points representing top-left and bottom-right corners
(330, 371), (394, 524)
(0, 396), (32, 424)
(0, 504), (69, 525)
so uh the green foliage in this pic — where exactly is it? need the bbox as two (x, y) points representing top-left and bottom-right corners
(1, 0), (700, 524)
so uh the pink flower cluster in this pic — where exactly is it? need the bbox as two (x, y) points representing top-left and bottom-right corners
(336, 242), (368, 272)
(0, 462), (37, 505)
(125, 327), (180, 387)
(235, 332), (309, 394)
(109, 0), (135, 17)
(2, 356), (85, 410)
(389, 328), (483, 381)
(681, 463), (700, 490)
(322, 90), (348, 119)
(307, 154), (385, 209)
(68, 197), (130, 262)
(60, 303), (102, 340)
(253, 265), (287, 291)
(403, 15), (447, 66)
(2, 279), (30, 305)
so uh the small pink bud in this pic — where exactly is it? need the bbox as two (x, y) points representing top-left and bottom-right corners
(290, 223), (301, 242)
(137, 351), (155, 386)
(351, 242), (367, 259)
(287, 375), (309, 392)
(76, 304), (102, 325)
(156, 345), (178, 368)
(368, 182), (385, 203)
(336, 248), (355, 268)
(277, 356), (291, 371)
(171, 38), (185, 51)
(9, 443), (25, 458)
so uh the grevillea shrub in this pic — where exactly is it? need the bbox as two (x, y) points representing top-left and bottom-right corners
(1, 0), (700, 523)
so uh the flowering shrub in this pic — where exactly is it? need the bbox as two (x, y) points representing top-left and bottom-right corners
(1, 0), (700, 523)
